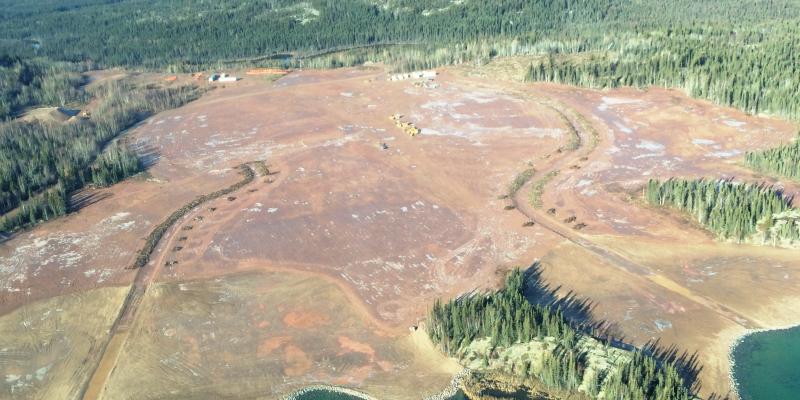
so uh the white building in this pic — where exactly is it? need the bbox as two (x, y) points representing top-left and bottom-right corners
(209, 73), (238, 82)
(218, 74), (238, 82)
(388, 70), (437, 81)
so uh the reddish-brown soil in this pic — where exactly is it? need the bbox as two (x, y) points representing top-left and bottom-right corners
(284, 310), (331, 329)
(1, 65), (799, 400)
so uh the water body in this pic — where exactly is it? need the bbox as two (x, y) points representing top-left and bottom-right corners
(293, 388), (468, 400)
(294, 389), (365, 400)
(732, 325), (800, 399)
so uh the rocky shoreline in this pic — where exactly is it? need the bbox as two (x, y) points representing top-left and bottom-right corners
(727, 323), (800, 399)
(423, 368), (471, 400)
(283, 385), (377, 400)
(283, 368), (471, 400)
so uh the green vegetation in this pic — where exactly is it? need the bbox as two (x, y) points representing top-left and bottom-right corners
(0, 56), (88, 120)
(525, 24), (800, 120)
(0, 79), (203, 232)
(132, 164), (255, 269)
(0, 0), (629, 68)
(645, 178), (799, 244)
(552, 108), (580, 151)
(745, 135), (800, 181)
(530, 170), (559, 209)
(1, 1), (798, 119)
(508, 168), (535, 197)
(427, 268), (691, 400)
(91, 141), (142, 187)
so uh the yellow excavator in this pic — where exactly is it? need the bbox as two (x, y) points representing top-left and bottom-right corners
(390, 114), (420, 136)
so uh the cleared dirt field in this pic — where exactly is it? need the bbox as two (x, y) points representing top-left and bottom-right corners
(0, 287), (129, 399)
(1, 65), (798, 399)
(101, 270), (460, 399)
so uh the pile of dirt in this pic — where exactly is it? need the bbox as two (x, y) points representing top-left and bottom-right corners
(19, 107), (81, 123)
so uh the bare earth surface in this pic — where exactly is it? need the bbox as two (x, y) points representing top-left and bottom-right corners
(1, 65), (798, 400)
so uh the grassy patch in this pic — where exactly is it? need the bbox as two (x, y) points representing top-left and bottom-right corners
(529, 170), (559, 209)
(508, 168), (535, 197)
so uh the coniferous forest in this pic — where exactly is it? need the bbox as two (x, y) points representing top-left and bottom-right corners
(0, 56), (88, 120)
(525, 25), (800, 120)
(745, 135), (800, 181)
(427, 269), (691, 400)
(0, 80), (203, 232)
(645, 178), (799, 244)
(2, 1), (800, 118)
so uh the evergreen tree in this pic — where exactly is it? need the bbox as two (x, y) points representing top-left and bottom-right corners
(427, 268), (691, 400)
(644, 178), (798, 244)
(745, 135), (800, 181)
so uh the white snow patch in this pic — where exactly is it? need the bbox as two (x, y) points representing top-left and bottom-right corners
(708, 149), (742, 158)
(692, 138), (716, 145)
(722, 119), (745, 127)
(598, 96), (643, 111)
(614, 121), (634, 134)
(636, 140), (665, 151)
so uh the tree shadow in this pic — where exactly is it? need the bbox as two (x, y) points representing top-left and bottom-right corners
(69, 189), (112, 212)
(132, 141), (161, 170)
(642, 338), (706, 396)
(521, 261), (712, 398)
(522, 262), (609, 336)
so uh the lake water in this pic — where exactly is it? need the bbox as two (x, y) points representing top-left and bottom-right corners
(732, 325), (800, 399)
(294, 389), (366, 400)
(293, 388), (469, 400)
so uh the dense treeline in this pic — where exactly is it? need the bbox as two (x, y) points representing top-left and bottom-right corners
(645, 178), (799, 244)
(427, 269), (691, 400)
(0, 0), (621, 67)
(0, 81), (203, 232)
(1, 1), (797, 68)
(91, 140), (142, 187)
(2, 1), (800, 116)
(0, 184), (68, 232)
(428, 269), (574, 353)
(525, 24), (800, 120)
(745, 135), (800, 181)
(0, 56), (87, 119)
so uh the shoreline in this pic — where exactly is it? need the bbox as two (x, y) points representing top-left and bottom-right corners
(727, 322), (800, 399)
(283, 368), (470, 400)
(283, 385), (378, 400)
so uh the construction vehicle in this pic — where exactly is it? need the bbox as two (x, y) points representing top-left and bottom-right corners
(389, 114), (420, 136)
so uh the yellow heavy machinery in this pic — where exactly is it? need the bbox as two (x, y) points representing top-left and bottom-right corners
(389, 114), (419, 136)
(400, 122), (420, 136)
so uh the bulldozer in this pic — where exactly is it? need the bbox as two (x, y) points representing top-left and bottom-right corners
(389, 114), (419, 136)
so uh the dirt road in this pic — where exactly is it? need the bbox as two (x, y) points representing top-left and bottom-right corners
(504, 98), (762, 331)
(80, 164), (259, 400)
